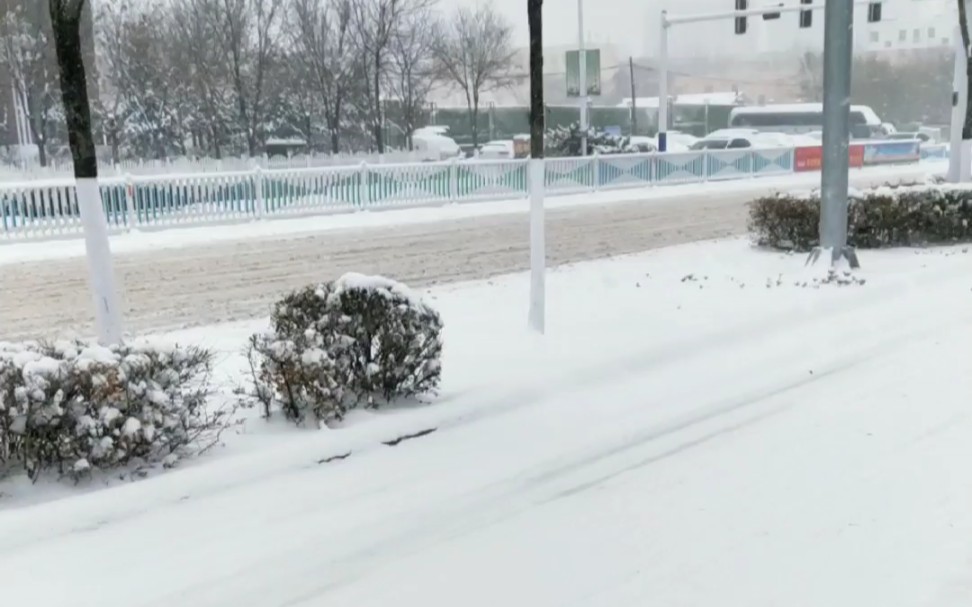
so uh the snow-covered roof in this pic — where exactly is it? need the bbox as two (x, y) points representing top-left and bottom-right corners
(618, 92), (744, 109)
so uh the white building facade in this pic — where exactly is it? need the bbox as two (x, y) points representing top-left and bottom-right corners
(647, 0), (958, 60)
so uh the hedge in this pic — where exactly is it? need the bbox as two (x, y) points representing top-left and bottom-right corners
(0, 339), (230, 481)
(749, 183), (972, 251)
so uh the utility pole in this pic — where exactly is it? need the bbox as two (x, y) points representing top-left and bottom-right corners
(659, 2), (880, 267)
(812, 0), (859, 268)
(528, 0), (545, 334)
(629, 57), (638, 135)
(657, 10), (669, 151)
(577, 0), (588, 156)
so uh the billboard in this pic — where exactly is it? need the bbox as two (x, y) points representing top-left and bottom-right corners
(565, 49), (601, 97)
(794, 145), (865, 172)
(862, 141), (921, 165)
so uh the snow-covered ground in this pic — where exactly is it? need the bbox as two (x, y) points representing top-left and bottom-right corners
(2, 238), (971, 606)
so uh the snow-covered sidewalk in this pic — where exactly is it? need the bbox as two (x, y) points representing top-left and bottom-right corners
(1, 238), (971, 606)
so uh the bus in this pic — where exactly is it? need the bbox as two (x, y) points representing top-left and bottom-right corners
(727, 103), (884, 139)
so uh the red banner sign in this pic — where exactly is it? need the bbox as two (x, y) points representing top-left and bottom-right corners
(794, 145), (864, 172)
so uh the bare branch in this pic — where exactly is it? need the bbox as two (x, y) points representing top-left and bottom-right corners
(432, 4), (517, 147)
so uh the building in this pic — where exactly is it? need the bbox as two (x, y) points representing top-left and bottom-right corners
(0, 0), (97, 149)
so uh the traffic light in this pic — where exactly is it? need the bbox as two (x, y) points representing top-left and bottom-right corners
(799, 0), (812, 28)
(763, 2), (783, 20)
(734, 0), (747, 35)
(867, 2), (882, 23)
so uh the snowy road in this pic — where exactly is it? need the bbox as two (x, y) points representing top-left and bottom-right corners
(0, 169), (928, 339)
(1, 240), (971, 606)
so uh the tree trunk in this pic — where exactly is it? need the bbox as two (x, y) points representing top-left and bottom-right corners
(528, 0), (544, 159)
(527, 0), (545, 333)
(51, 11), (96, 178)
(959, 0), (972, 139)
(373, 53), (384, 153)
(330, 98), (343, 153)
(471, 97), (480, 149)
(49, 0), (123, 345)
(109, 119), (119, 165)
(25, 98), (48, 167)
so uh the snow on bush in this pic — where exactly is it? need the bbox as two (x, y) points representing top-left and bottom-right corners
(0, 339), (227, 481)
(246, 273), (443, 426)
(545, 123), (640, 157)
(749, 182), (972, 251)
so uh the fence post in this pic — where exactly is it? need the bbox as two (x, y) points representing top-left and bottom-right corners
(254, 166), (265, 219)
(702, 150), (710, 183)
(592, 151), (601, 191)
(124, 173), (136, 231)
(449, 157), (459, 203)
(359, 161), (370, 208)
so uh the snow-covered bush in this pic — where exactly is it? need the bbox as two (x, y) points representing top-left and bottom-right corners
(0, 340), (226, 481)
(749, 183), (972, 251)
(545, 123), (638, 157)
(246, 273), (443, 426)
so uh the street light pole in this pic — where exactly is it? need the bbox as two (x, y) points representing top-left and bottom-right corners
(578, 0), (588, 156)
(813, 0), (858, 268)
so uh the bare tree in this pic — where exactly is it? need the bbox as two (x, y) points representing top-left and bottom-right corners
(289, 0), (358, 152)
(217, 0), (284, 156)
(350, 0), (417, 153)
(171, 0), (234, 157)
(93, 0), (130, 162)
(387, 4), (437, 149)
(49, 0), (123, 344)
(433, 5), (516, 148)
(0, 0), (61, 166)
(175, 0), (283, 156)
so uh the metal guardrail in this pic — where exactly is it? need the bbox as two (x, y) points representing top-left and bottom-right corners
(0, 143), (915, 241)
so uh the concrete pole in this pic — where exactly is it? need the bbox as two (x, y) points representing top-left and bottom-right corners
(657, 10), (669, 152)
(816, 0), (858, 268)
(578, 0), (587, 156)
(949, 25), (967, 183)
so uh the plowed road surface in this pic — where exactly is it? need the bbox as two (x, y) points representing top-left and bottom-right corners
(0, 171), (926, 339)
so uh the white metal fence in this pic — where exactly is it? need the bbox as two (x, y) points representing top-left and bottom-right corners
(0, 145), (900, 242)
(0, 150), (422, 182)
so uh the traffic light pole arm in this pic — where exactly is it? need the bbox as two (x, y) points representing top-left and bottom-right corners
(664, 1), (873, 27)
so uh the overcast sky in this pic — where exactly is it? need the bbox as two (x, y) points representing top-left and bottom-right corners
(454, 0), (725, 56)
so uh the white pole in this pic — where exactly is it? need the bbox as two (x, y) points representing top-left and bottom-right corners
(76, 177), (124, 344)
(578, 0), (587, 156)
(528, 157), (545, 334)
(658, 10), (669, 152)
(949, 24), (967, 183)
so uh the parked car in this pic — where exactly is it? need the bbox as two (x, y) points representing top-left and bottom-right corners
(626, 136), (658, 153)
(413, 127), (461, 161)
(690, 130), (802, 151)
(478, 140), (515, 159)
(887, 132), (933, 143)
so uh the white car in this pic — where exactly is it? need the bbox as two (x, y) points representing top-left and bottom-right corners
(478, 140), (515, 159)
(651, 131), (698, 153)
(690, 130), (797, 151)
